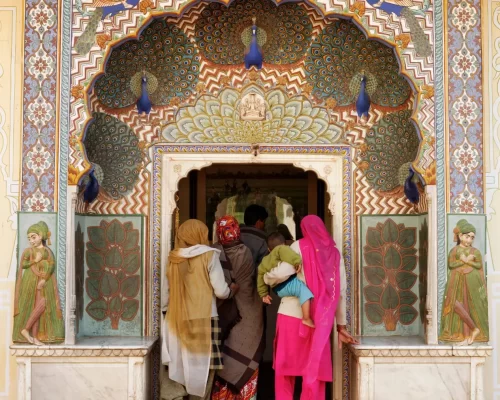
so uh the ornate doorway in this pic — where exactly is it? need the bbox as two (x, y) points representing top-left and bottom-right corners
(152, 144), (352, 398)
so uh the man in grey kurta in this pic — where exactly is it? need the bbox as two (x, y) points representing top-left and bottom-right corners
(239, 204), (269, 267)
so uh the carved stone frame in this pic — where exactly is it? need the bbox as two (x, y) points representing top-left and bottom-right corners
(151, 143), (352, 398)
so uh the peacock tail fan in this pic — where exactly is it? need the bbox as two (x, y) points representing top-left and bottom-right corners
(83, 112), (143, 201)
(400, 8), (432, 58)
(75, 9), (103, 56)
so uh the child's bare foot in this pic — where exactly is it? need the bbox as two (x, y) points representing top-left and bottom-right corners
(302, 318), (315, 328)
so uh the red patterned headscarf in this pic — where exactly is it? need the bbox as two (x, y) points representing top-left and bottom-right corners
(216, 215), (241, 245)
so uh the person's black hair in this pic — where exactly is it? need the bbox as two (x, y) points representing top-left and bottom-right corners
(267, 232), (285, 251)
(244, 204), (269, 226)
(277, 224), (294, 241)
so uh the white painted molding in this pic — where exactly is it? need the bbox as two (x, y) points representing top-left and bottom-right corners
(358, 357), (374, 400)
(16, 358), (31, 400)
(425, 185), (438, 344)
(65, 186), (78, 345)
(128, 357), (145, 400)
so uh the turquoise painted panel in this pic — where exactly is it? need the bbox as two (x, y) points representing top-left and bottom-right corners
(76, 214), (144, 337)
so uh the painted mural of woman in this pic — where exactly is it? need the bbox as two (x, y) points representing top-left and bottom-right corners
(439, 219), (489, 345)
(13, 222), (64, 345)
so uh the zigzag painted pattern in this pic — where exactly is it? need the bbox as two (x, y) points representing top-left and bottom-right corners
(354, 168), (424, 215)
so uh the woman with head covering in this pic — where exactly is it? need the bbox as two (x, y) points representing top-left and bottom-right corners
(163, 219), (239, 399)
(211, 216), (264, 400)
(439, 219), (489, 345)
(13, 221), (64, 345)
(264, 215), (357, 399)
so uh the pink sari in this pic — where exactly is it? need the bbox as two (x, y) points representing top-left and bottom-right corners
(273, 216), (341, 399)
(299, 215), (341, 386)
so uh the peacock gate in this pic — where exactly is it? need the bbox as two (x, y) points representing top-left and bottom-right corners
(4, 0), (500, 398)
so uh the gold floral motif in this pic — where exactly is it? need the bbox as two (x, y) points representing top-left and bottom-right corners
(139, 0), (154, 14)
(359, 142), (368, 153)
(395, 33), (411, 49)
(325, 98), (337, 110)
(169, 97), (181, 107)
(421, 85), (434, 99)
(358, 161), (369, 171)
(349, 1), (366, 16)
(196, 82), (206, 92)
(248, 70), (260, 81)
(276, 76), (288, 86)
(424, 161), (436, 184)
(302, 83), (313, 96)
(68, 165), (80, 185)
(71, 85), (85, 100)
(96, 31), (112, 50)
(219, 76), (231, 86)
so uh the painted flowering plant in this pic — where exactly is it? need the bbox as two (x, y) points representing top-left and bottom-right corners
(363, 219), (418, 331)
(85, 220), (141, 329)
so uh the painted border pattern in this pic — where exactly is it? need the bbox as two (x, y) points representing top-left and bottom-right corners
(435, 0), (447, 334)
(447, 0), (483, 213)
(57, 0), (73, 318)
(21, 0), (58, 212)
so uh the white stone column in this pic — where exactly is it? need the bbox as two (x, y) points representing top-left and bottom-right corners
(65, 186), (78, 344)
(425, 185), (438, 344)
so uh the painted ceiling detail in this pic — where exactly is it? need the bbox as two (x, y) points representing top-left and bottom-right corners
(93, 19), (200, 109)
(161, 86), (342, 144)
(357, 110), (420, 192)
(304, 20), (412, 108)
(84, 112), (144, 200)
(194, 0), (313, 66)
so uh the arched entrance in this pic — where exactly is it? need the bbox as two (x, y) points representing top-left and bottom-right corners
(152, 144), (352, 398)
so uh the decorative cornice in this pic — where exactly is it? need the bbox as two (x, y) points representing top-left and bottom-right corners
(348, 345), (492, 358)
(10, 337), (158, 358)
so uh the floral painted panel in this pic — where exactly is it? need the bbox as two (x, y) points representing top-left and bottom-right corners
(360, 215), (427, 336)
(76, 214), (143, 337)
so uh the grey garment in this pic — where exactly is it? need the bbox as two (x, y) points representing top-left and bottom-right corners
(240, 226), (269, 267)
(161, 369), (215, 400)
(188, 370), (216, 400)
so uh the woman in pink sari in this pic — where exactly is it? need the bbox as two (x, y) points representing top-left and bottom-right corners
(265, 215), (358, 400)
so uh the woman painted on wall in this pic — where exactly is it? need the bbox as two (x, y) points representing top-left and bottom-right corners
(13, 222), (64, 345)
(439, 219), (489, 345)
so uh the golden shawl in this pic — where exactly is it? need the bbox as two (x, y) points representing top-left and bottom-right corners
(167, 219), (214, 354)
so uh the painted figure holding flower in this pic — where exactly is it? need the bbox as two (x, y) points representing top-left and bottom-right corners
(440, 219), (489, 345)
(13, 222), (64, 345)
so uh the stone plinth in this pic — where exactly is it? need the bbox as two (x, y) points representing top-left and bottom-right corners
(11, 336), (158, 400)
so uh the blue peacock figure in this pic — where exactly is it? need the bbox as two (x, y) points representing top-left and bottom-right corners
(356, 74), (371, 124)
(75, 0), (140, 55)
(365, 0), (432, 57)
(136, 70), (152, 116)
(404, 166), (420, 204)
(244, 17), (263, 70)
(79, 167), (100, 212)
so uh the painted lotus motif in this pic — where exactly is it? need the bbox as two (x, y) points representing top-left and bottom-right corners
(85, 219), (141, 329)
(363, 218), (418, 331)
(161, 87), (342, 144)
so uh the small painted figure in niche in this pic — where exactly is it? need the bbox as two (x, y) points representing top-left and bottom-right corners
(439, 219), (489, 345)
(13, 222), (64, 345)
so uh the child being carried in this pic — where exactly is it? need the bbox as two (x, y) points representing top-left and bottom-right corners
(257, 232), (315, 328)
